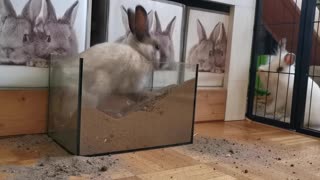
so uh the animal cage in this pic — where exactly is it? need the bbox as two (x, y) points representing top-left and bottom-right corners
(247, 0), (320, 137)
(48, 56), (198, 156)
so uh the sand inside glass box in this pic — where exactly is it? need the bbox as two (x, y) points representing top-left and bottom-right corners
(48, 55), (198, 156)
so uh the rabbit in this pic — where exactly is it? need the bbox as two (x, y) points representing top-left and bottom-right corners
(115, 5), (153, 44)
(0, 0), (41, 66)
(151, 11), (176, 70)
(258, 38), (320, 127)
(33, 0), (79, 64)
(187, 20), (227, 73)
(62, 5), (160, 109)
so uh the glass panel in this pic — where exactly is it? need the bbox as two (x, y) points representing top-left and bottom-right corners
(303, 4), (320, 131)
(79, 62), (197, 155)
(252, 0), (301, 124)
(48, 55), (81, 154)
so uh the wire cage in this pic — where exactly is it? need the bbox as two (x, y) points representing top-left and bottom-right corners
(48, 56), (198, 156)
(247, 0), (320, 136)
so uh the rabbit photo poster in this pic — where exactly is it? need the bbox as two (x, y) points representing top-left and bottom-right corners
(185, 8), (229, 87)
(0, 0), (90, 87)
(107, 0), (184, 70)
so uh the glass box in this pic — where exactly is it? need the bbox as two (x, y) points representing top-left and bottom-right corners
(48, 56), (198, 156)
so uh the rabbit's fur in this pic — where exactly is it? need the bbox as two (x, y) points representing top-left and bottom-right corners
(258, 38), (320, 127)
(70, 5), (160, 108)
(151, 11), (176, 70)
(115, 5), (153, 44)
(187, 20), (227, 73)
(0, 0), (41, 65)
(115, 6), (176, 70)
(34, 0), (79, 60)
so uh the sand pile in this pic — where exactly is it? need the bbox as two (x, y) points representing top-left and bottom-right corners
(79, 79), (196, 155)
(98, 84), (177, 118)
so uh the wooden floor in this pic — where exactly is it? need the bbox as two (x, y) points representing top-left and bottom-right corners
(1, 120), (320, 179)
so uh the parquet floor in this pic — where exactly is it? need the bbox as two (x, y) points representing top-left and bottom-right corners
(1, 120), (320, 180)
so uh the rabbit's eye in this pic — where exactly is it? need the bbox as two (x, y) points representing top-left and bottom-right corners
(47, 35), (51, 43)
(154, 43), (160, 50)
(209, 50), (214, 56)
(23, 34), (29, 43)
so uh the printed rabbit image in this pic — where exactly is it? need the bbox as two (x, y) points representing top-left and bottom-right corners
(33, 0), (79, 64)
(66, 5), (160, 110)
(0, 0), (41, 65)
(151, 11), (176, 70)
(115, 5), (154, 44)
(187, 20), (227, 73)
(258, 38), (320, 127)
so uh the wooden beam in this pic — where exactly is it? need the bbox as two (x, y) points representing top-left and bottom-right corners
(195, 89), (227, 122)
(0, 90), (48, 137)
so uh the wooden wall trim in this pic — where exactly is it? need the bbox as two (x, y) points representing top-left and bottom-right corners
(0, 90), (48, 137)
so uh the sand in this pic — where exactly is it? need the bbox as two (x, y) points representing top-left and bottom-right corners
(1, 134), (320, 179)
(79, 79), (196, 155)
(0, 135), (120, 180)
(174, 136), (320, 179)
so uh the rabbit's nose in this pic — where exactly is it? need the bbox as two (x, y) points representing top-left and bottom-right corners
(3, 48), (14, 57)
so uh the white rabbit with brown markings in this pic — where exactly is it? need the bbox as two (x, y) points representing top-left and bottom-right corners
(71, 5), (160, 108)
(0, 0), (41, 66)
(258, 38), (320, 127)
(151, 11), (176, 70)
(187, 20), (227, 73)
(33, 0), (79, 63)
(115, 5), (153, 44)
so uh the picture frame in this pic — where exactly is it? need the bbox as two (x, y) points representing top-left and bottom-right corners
(0, 0), (92, 88)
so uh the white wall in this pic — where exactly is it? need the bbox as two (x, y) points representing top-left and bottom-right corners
(208, 0), (256, 121)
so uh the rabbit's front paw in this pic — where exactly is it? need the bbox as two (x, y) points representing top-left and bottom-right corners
(27, 58), (49, 68)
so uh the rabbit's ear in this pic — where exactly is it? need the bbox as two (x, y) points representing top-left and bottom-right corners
(279, 38), (287, 51)
(128, 5), (149, 41)
(21, 0), (42, 22)
(44, 0), (57, 22)
(135, 5), (149, 41)
(147, 10), (153, 32)
(35, 0), (57, 32)
(197, 19), (207, 42)
(153, 11), (162, 33)
(120, 5), (130, 33)
(127, 8), (135, 33)
(210, 22), (227, 43)
(284, 53), (295, 65)
(164, 16), (176, 38)
(0, 0), (17, 18)
(61, 0), (79, 27)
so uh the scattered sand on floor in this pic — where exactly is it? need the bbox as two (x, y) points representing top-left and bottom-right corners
(174, 136), (320, 179)
(0, 135), (120, 180)
(1, 134), (320, 179)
